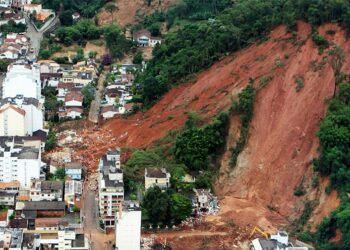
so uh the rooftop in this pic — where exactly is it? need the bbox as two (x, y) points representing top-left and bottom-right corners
(145, 168), (168, 178)
(19, 201), (65, 211)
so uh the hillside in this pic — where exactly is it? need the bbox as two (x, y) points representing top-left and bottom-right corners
(97, 0), (177, 27)
(71, 21), (349, 234)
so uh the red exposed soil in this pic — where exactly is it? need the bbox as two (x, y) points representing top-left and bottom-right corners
(97, 0), (177, 27)
(70, 22), (349, 242)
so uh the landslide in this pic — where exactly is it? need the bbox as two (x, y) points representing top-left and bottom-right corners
(76, 22), (348, 229)
(97, 0), (177, 27)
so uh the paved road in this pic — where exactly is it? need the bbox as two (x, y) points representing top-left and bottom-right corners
(82, 179), (114, 250)
(25, 14), (59, 60)
(88, 67), (109, 123)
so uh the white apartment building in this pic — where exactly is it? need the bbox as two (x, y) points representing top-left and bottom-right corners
(115, 202), (141, 250)
(2, 63), (41, 100)
(98, 148), (124, 228)
(0, 138), (44, 188)
(0, 96), (44, 136)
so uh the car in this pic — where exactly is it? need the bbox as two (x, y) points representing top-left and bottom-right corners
(29, 48), (34, 53)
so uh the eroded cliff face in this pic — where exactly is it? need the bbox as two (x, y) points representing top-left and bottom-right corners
(75, 22), (348, 229)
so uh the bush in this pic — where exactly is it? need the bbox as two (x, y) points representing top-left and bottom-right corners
(294, 184), (306, 197)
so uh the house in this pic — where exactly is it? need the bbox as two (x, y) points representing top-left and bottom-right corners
(0, 47), (20, 59)
(250, 231), (310, 250)
(0, 181), (20, 193)
(0, 95), (44, 136)
(105, 88), (122, 106)
(133, 29), (162, 47)
(65, 91), (83, 107)
(64, 180), (82, 212)
(5, 33), (29, 45)
(65, 162), (83, 180)
(144, 168), (171, 190)
(57, 82), (82, 101)
(59, 107), (83, 120)
(0, 138), (44, 188)
(16, 201), (65, 218)
(101, 105), (118, 120)
(35, 11), (51, 22)
(193, 189), (218, 212)
(0, 11), (26, 25)
(29, 180), (63, 202)
(115, 202), (141, 250)
(40, 73), (62, 87)
(0, 191), (16, 206)
(38, 60), (60, 73)
(72, 12), (80, 21)
(59, 91), (84, 119)
(2, 63), (41, 100)
(98, 148), (124, 228)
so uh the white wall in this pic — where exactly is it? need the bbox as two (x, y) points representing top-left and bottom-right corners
(0, 106), (26, 136)
(3, 64), (41, 99)
(116, 210), (141, 250)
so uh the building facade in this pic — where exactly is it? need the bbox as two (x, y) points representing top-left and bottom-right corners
(98, 148), (124, 228)
(0, 138), (43, 188)
(2, 63), (41, 100)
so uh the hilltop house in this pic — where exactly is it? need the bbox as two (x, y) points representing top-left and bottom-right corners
(133, 29), (162, 47)
(144, 168), (171, 190)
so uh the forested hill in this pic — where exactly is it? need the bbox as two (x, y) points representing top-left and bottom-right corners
(41, 0), (110, 17)
(134, 0), (350, 106)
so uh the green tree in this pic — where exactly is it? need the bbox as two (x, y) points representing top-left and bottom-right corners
(59, 10), (74, 26)
(170, 193), (192, 224)
(39, 49), (51, 59)
(45, 127), (56, 151)
(142, 186), (171, 228)
(132, 50), (143, 64)
(81, 84), (95, 108)
(54, 168), (66, 180)
(104, 24), (132, 59)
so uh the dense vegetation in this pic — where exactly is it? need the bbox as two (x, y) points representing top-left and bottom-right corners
(229, 81), (255, 167)
(312, 83), (350, 250)
(53, 20), (132, 60)
(174, 112), (229, 171)
(135, 0), (350, 107)
(0, 21), (26, 35)
(42, 0), (111, 18)
(142, 186), (192, 229)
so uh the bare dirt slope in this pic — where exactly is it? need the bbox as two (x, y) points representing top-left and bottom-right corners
(72, 22), (350, 234)
(98, 0), (177, 27)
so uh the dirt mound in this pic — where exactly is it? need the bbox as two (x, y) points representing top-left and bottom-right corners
(73, 22), (349, 232)
(97, 0), (177, 27)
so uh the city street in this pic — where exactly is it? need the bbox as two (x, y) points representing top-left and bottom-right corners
(82, 179), (114, 250)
